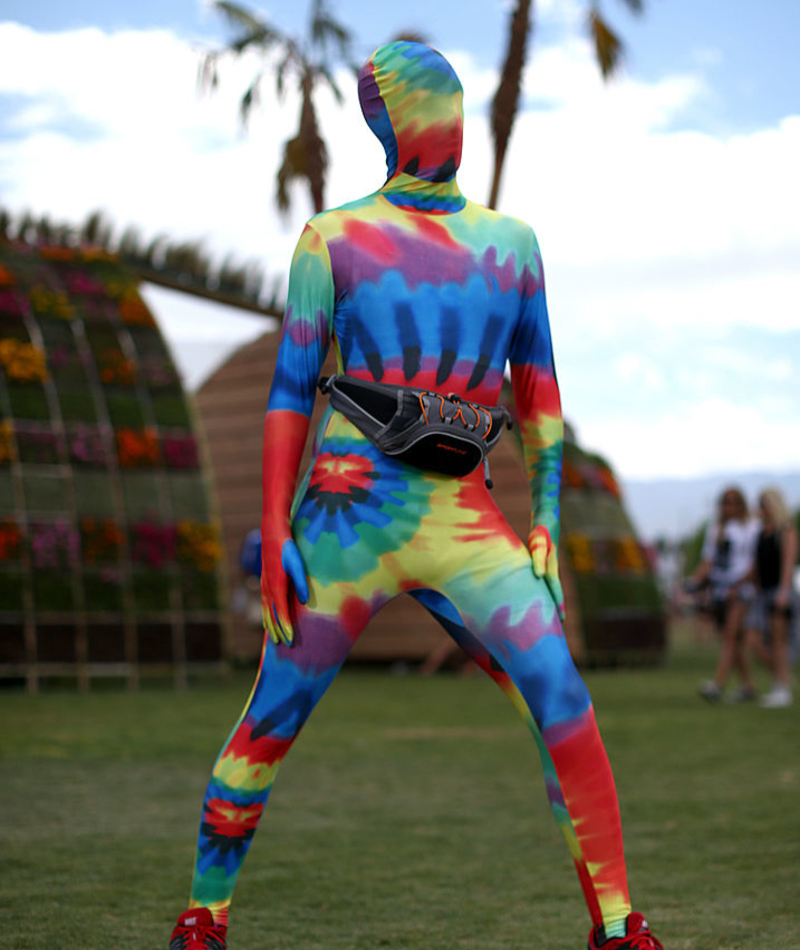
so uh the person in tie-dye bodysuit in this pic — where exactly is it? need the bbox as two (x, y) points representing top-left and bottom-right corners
(169, 41), (664, 950)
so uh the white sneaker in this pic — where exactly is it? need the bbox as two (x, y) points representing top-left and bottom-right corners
(698, 680), (723, 703)
(759, 687), (793, 708)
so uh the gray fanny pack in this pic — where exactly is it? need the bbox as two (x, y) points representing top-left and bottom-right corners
(318, 374), (512, 487)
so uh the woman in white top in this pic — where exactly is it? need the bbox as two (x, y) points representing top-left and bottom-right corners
(690, 487), (759, 702)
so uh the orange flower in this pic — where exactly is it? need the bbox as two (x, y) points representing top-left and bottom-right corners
(0, 264), (15, 287)
(99, 348), (137, 385)
(80, 517), (124, 563)
(0, 420), (15, 464)
(116, 427), (160, 467)
(596, 466), (621, 499)
(119, 296), (156, 327)
(613, 536), (647, 574)
(562, 458), (586, 490)
(40, 246), (75, 261)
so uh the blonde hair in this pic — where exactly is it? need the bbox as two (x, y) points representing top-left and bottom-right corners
(718, 486), (748, 523)
(759, 487), (791, 529)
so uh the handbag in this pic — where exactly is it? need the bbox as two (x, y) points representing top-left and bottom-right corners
(318, 374), (512, 487)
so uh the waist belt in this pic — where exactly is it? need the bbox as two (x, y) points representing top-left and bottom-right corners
(318, 374), (512, 488)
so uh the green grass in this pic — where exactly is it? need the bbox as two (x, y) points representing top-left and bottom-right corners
(1, 625), (798, 950)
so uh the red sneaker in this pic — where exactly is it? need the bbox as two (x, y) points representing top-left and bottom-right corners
(169, 908), (227, 950)
(588, 912), (664, 949)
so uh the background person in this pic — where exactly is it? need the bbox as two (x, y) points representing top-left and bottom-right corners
(689, 487), (759, 702)
(747, 488), (798, 708)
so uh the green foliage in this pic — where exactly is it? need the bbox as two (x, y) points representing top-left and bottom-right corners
(681, 520), (708, 576)
(105, 393), (146, 427)
(31, 569), (74, 612)
(82, 570), (125, 613)
(151, 394), (191, 428)
(57, 389), (98, 422)
(0, 470), (15, 512)
(22, 472), (67, 511)
(574, 573), (662, 615)
(7, 383), (49, 420)
(181, 569), (220, 611)
(72, 472), (115, 517)
(132, 569), (174, 612)
(0, 567), (25, 611)
(168, 472), (210, 521)
(121, 472), (163, 522)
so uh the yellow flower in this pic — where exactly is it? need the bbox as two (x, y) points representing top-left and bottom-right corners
(566, 533), (595, 573)
(614, 536), (647, 574)
(30, 286), (74, 320)
(177, 521), (221, 572)
(0, 339), (49, 382)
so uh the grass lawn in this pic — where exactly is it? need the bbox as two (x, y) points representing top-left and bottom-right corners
(1, 623), (798, 950)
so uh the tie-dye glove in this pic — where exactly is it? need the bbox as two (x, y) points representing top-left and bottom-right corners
(260, 529), (309, 646)
(528, 524), (566, 621)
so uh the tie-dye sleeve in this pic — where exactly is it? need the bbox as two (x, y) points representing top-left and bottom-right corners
(267, 223), (335, 418)
(260, 223), (334, 644)
(508, 230), (564, 548)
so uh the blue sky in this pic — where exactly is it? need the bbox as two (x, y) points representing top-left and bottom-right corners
(7, 0), (799, 129)
(1, 0), (798, 484)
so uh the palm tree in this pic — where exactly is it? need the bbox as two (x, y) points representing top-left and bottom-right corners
(488, 0), (644, 209)
(199, 0), (358, 215)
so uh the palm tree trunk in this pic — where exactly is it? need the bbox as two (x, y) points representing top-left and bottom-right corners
(299, 74), (327, 214)
(488, 0), (533, 210)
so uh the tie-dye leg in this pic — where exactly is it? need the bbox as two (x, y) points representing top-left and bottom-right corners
(187, 430), (630, 932)
(187, 426), (418, 924)
(414, 561), (631, 930)
(187, 590), (378, 925)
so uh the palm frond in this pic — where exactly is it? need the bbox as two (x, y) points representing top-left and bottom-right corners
(275, 50), (294, 98)
(615, 0), (644, 15)
(315, 64), (344, 104)
(229, 25), (280, 55)
(239, 74), (262, 125)
(81, 210), (108, 245)
(310, 0), (353, 57)
(589, 9), (624, 78)
(213, 1), (282, 54)
(0, 207), (12, 239)
(197, 52), (219, 94)
(214, 1), (270, 35)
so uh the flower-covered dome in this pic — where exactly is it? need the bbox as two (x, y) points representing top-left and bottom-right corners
(0, 242), (227, 690)
(560, 435), (665, 665)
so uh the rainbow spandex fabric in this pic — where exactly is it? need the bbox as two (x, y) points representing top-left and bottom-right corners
(186, 41), (632, 936)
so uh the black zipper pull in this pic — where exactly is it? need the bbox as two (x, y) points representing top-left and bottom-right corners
(484, 457), (494, 489)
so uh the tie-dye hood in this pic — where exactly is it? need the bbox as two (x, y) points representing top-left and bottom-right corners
(358, 41), (464, 203)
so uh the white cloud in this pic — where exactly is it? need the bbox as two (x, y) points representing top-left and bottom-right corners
(0, 21), (798, 481)
(140, 283), (275, 389)
(613, 352), (666, 391)
(582, 397), (800, 480)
